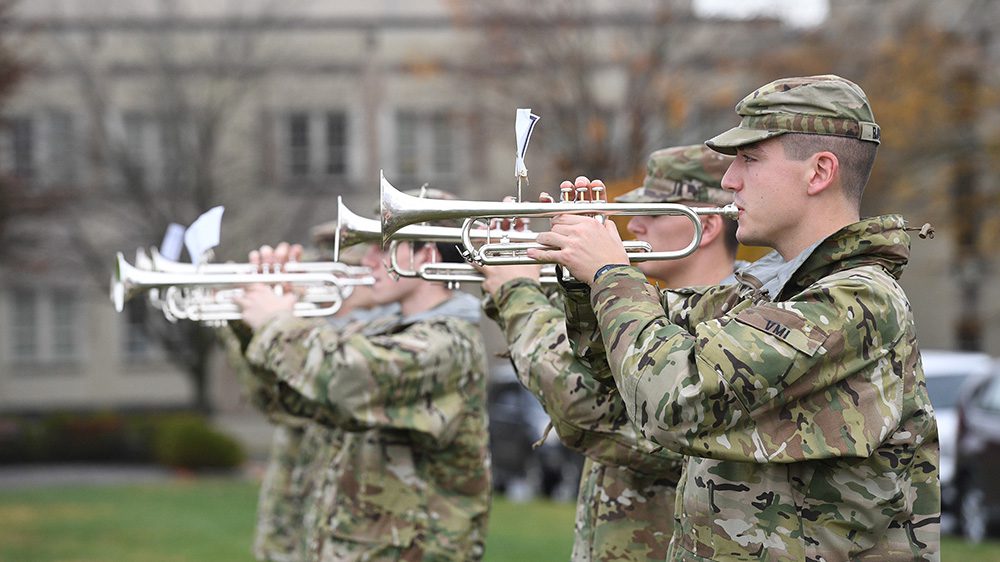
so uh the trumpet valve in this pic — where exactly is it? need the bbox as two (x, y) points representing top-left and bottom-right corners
(591, 184), (605, 203)
(575, 186), (589, 202)
(560, 185), (573, 202)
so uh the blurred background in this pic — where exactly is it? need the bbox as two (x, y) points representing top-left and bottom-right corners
(1, 0), (999, 558)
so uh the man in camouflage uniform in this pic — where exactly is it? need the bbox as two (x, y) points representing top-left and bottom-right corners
(222, 340), (312, 562)
(480, 144), (738, 561)
(221, 246), (400, 562)
(529, 75), (940, 560)
(232, 192), (492, 561)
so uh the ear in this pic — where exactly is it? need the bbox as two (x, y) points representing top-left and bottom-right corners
(413, 242), (439, 266)
(805, 151), (839, 196)
(698, 215), (723, 248)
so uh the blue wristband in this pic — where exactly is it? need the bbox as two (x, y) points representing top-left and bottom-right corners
(593, 263), (629, 283)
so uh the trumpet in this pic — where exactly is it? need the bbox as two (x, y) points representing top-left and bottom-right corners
(380, 171), (739, 264)
(145, 246), (370, 278)
(332, 196), (545, 260)
(332, 197), (565, 285)
(110, 252), (374, 323)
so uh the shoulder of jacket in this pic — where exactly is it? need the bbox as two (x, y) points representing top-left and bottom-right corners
(810, 263), (904, 295)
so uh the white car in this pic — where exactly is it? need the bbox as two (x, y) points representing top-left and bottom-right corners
(921, 349), (995, 519)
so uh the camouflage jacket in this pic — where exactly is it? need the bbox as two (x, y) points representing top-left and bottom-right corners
(486, 281), (680, 561)
(221, 323), (316, 562)
(245, 292), (492, 562)
(221, 306), (397, 562)
(589, 215), (940, 561)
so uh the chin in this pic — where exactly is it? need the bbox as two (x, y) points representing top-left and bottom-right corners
(640, 265), (670, 283)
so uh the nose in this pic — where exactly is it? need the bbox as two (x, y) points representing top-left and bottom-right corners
(627, 215), (645, 235)
(721, 161), (740, 192)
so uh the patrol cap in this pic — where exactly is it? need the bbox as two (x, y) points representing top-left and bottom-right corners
(311, 220), (337, 245)
(616, 144), (734, 206)
(706, 75), (881, 156)
(336, 243), (367, 266)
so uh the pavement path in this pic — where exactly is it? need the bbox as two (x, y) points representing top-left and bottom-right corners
(0, 462), (266, 489)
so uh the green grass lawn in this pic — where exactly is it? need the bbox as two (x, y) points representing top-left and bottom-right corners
(0, 477), (995, 561)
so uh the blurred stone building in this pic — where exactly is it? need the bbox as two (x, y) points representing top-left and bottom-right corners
(1, 0), (997, 451)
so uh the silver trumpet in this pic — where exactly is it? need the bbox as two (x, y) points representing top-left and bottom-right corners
(332, 197), (562, 285)
(380, 171), (738, 264)
(332, 196), (543, 260)
(146, 246), (370, 278)
(110, 252), (374, 323)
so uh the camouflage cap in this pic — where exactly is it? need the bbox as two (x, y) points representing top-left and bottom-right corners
(336, 243), (368, 266)
(311, 220), (337, 244)
(706, 75), (881, 156)
(616, 144), (734, 206)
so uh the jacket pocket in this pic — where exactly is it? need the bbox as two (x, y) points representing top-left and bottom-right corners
(327, 438), (422, 547)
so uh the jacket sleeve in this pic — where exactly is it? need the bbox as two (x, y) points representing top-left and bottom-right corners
(245, 315), (484, 445)
(217, 323), (321, 428)
(489, 279), (682, 474)
(591, 265), (908, 463)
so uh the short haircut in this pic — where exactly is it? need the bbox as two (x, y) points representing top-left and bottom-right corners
(778, 133), (877, 207)
(430, 242), (465, 264)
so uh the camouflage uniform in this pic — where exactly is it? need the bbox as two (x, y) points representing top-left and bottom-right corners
(222, 323), (314, 562)
(487, 282), (677, 561)
(243, 291), (492, 562)
(485, 145), (735, 561)
(585, 76), (939, 560)
(221, 305), (399, 562)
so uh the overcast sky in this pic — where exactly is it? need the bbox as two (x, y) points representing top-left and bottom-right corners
(692, 0), (829, 28)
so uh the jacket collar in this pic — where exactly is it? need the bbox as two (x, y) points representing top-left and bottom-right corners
(738, 215), (911, 301)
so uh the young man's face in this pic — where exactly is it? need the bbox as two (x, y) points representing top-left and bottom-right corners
(361, 242), (422, 305)
(721, 138), (808, 250)
(626, 212), (699, 282)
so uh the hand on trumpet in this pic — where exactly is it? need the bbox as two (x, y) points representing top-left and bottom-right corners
(234, 284), (297, 330)
(476, 195), (546, 297)
(249, 242), (303, 273)
(235, 242), (302, 330)
(529, 176), (629, 284)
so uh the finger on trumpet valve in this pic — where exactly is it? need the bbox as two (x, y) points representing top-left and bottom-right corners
(591, 183), (605, 203)
(575, 186), (589, 202)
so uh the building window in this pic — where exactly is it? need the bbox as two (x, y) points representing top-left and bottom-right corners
(288, 113), (310, 178)
(122, 300), (152, 361)
(282, 110), (349, 186)
(396, 111), (419, 180)
(51, 290), (79, 361)
(10, 288), (38, 362)
(325, 112), (347, 177)
(0, 116), (37, 184)
(45, 111), (75, 186)
(5, 288), (80, 366)
(122, 112), (164, 191)
(1, 112), (78, 190)
(394, 110), (461, 187)
(10, 117), (35, 181)
(431, 113), (455, 176)
(118, 111), (196, 193)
